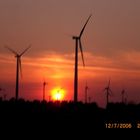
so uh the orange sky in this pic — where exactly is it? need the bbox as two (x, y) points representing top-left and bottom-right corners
(0, 0), (140, 107)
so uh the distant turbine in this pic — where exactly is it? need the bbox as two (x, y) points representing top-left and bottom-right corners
(72, 15), (92, 102)
(5, 45), (31, 101)
(0, 88), (6, 100)
(121, 89), (125, 104)
(104, 79), (113, 107)
(43, 81), (48, 101)
(0, 87), (4, 97)
(88, 96), (91, 103)
(0, 87), (5, 93)
(49, 95), (51, 102)
(56, 88), (62, 101)
(85, 82), (89, 103)
(3, 94), (7, 101)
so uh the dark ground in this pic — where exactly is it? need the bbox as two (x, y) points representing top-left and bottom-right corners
(0, 98), (140, 130)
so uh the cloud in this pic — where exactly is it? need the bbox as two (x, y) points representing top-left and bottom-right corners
(2, 48), (140, 73)
(84, 51), (140, 72)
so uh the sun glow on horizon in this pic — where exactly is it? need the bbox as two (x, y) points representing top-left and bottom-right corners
(51, 87), (65, 101)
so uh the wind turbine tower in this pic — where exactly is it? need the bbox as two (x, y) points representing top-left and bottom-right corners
(85, 82), (89, 103)
(5, 45), (31, 101)
(43, 81), (48, 101)
(104, 79), (113, 107)
(72, 15), (92, 102)
(121, 89), (125, 104)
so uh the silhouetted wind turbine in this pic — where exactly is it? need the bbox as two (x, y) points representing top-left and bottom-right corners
(104, 79), (113, 107)
(3, 94), (7, 100)
(0, 87), (4, 96)
(72, 15), (92, 102)
(0, 88), (6, 99)
(85, 82), (89, 103)
(43, 81), (48, 101)
(56, 88), (62, 101)
(121, 89), (125, 104)
(5, 45), (31, 101)
(49, 95), (51, 102)
(88, 96), (91, 103)
(0, 87), (5, 93)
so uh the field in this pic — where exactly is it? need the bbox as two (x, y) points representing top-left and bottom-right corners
(0, 98), (140, 129)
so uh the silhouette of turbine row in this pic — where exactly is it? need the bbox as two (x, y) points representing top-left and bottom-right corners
(4, 15), (127, 106)
(4, 15), (92, 102)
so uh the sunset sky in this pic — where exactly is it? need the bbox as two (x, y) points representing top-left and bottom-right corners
(0, 0), (140, 107)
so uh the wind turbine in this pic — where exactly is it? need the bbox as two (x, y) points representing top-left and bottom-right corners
(43, 81), (48, 101)
(5, 45), (31, 101)
(85, 82), (89, 103)
(72, 15), (92, 102)
(104, 79), (113, 107)
(121, 89), (126, 104)
(0, 88), (6, 100)
(88, 96), (91, 103)
(0, 87), (4, 97)
(3, 94), (7, 101)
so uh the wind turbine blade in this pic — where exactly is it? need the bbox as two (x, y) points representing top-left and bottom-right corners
(19, 44), (31, 57)
(4, 46), (18, 55)
(18, 58), (22, 78)
(79, 14), (92, 38)
(109, 89), (113, 95)
(79, 39), (85, 67)
(122, 89), (125, 94)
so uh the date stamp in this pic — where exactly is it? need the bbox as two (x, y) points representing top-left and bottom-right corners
(137, 123), (140, 128)
(105, 122), (140, 128)
(105, 123), (132, 128)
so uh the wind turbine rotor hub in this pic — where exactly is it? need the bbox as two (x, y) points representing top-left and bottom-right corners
(15, 55), (20, 58)
(72, 36), (79, 40)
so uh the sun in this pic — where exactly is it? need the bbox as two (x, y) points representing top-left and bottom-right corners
(51, 87), (65, 101)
